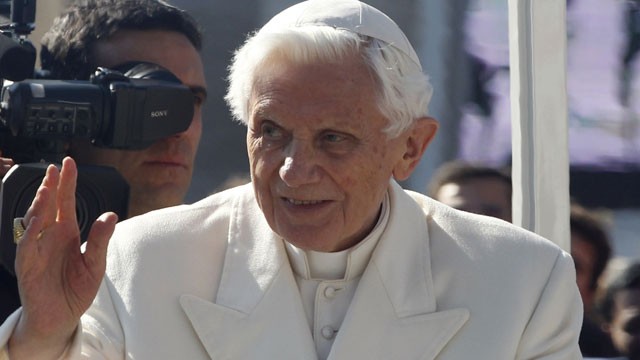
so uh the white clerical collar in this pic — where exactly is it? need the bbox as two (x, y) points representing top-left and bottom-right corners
(285, 192), (390, 281)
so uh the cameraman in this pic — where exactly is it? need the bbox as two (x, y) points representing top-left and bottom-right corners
(0, 0), (207, 321)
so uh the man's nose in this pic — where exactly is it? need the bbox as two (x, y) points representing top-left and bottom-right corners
(279, 141), (321, 187)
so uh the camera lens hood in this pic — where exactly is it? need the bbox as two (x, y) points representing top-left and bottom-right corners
(0, 163), (128, 275)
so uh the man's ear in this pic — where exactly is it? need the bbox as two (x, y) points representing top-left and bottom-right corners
(392, 117), (438, 181)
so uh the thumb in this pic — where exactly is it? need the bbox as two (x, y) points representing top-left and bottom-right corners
(83, 212), (118, 276)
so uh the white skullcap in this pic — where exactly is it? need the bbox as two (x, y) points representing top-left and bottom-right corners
(260, 0), (421, 70)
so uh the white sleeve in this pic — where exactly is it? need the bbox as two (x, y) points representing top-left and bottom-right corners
(0, 309), (21, 360)
(0, 277), (127, 360)
(76, 277), (126, 359)
(0, 309), (82, 359)
(515, 250), (583, 359)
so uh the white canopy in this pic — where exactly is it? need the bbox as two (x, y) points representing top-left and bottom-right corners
(509, 0), (570, 251)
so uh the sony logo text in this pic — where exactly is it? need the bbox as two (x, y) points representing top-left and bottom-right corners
(150, 110), (168, 118)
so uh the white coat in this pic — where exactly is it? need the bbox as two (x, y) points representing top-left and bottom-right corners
(0, 181), (582, 359)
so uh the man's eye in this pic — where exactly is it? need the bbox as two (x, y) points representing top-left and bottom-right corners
(262, 123), (284, 139)
(323, 133), (345, 143)
(191, 89), (207, 108)
(194, 95), (205, 107)
(320, 132), (357, 154)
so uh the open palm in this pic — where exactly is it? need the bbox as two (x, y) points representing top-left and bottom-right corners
(10, 157), (118, 357)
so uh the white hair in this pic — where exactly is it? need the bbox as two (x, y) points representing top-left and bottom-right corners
(225, 26), (433, 138)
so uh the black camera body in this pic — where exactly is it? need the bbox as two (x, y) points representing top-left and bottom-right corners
(0, 0), (196, 274)
(1, 66), (195, 162)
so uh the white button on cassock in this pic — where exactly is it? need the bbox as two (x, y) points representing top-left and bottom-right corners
(321, 326), (336, 340)
(323, 286), (338, 299)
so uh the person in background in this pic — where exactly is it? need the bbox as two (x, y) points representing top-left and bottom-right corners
(571, 203), (619, 358)
(572, 203), (613, 318)
(39, 0), (207, 218)
(428, 161), (619, 357)
(0, 0), (207, 322)
(1, 1), (582, 358)
(593, 261), (640, 360)
(427, 160), (512, 222)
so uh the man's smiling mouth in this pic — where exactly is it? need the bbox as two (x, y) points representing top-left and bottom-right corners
(284, 198), (326, 205)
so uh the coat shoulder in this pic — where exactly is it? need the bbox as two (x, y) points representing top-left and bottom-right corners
(404, 188), (565, 258)
(112, 184), (253, 241)
(399, 187), (574, 293)
(105, 184), (256, 268)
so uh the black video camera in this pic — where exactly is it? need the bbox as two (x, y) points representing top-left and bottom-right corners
(0, 0), (196, 274)
(1, 63), (196, 161)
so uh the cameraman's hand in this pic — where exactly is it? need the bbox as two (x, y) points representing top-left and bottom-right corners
(0, 151), (15, 177)
(8, 157), (118, 359)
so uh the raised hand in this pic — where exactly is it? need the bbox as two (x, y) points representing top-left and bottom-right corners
(8, 157), (118, 359)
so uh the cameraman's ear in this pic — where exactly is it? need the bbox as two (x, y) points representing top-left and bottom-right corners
(392, 117), (438, 181)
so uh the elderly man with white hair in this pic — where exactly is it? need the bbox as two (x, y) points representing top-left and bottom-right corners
(0, 0), (582, 359)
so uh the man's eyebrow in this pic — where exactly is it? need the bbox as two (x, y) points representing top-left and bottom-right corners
(190, 86), (208, 100)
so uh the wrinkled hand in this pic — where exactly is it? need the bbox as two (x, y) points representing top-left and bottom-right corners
(8, 157), (118, 359)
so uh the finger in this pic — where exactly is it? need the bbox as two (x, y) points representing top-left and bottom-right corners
(0, 157), (14, 177)
(56, 157), (78, 223)
(83, 212), (118, 278)
(23, 167), (59, 229)
(43, 164), (61, 222)
(0, 156), (15, 165)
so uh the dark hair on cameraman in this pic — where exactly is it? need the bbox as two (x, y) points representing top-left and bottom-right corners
(40, 0), (202, 80)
